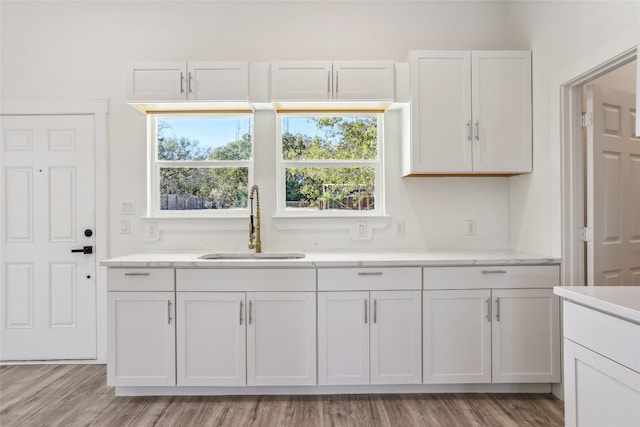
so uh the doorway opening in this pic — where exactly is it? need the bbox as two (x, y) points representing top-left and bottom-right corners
(562, 50), (637, 286)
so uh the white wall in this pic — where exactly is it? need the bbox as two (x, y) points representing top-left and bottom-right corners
(1, 1), (635, 258)
(506, 1), (638, 258)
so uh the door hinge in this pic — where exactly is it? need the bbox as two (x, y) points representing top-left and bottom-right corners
(578, 112), (593, 128)
(578, 226), (593, 242)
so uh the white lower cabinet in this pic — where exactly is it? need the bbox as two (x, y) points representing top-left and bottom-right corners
(423, 266), (561, 385)
(491, 288), (560, 383)
(423, 289), (492, 384)
(176, 292), (246, 386)
(318, 289), (422, 385)
(247, 292), (317, 386)
(107, 291), (176, 387)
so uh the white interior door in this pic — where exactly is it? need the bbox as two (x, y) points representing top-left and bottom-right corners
(586, 84), (640, 285)
(1, 115), (96, 361)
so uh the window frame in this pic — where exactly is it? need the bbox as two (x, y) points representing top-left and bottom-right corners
(275, 111), (385, 217)
(147, 112), (254, 218)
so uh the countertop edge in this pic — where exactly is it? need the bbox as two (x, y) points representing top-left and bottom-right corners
(554, 286), (640, 324)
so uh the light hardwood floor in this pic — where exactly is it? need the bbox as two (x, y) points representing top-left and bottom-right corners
(0, 365), (564, 427)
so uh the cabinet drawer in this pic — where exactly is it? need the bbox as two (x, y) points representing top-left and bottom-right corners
(107, 268), (175, 292)
(177, 269), (316, 292)
(318, 268), (421, 291)
(423, 265), (559, 290)
(564, 301), (640, 373)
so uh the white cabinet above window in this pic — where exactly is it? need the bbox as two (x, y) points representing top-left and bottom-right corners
(127, 61), (250, 112)
(271, 60), (395, 104)
(403, 50), (532, 176)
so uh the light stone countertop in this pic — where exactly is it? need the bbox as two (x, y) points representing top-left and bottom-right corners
(100, 251), (559, 268)
(554, 286), (640, 324)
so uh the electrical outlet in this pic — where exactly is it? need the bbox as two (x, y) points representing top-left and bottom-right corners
(394, 220), (405, 237)
(466, 220), (477, 236)
(120, 218), (130, 234)
(145, 221), (159, 241)
(351, 220), (372, 240)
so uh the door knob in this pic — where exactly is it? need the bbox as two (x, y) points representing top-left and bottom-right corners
(71, 246), (93, 254)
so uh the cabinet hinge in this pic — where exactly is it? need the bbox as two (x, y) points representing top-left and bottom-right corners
(578, 226), (593, 242)
(578, 112), (593, 128)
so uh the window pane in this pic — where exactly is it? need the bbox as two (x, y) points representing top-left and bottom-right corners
(157, 117), (252, 161)
(285, 167), (375, 212)
(282, 116), (378, 160)
(159, 167), (248, 210)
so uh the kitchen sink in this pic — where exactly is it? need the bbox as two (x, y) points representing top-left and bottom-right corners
(198, 252), (306, 260)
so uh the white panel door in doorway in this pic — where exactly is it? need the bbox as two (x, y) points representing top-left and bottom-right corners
(1, 115), (97, 360)
(586, 84), (640, 286)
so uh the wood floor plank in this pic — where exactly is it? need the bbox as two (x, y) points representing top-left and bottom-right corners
(0, 365), (564, 427)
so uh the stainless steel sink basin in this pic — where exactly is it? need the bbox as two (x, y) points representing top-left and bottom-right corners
(198, 252), (305, 260)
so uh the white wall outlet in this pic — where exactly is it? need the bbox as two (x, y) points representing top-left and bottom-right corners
(351, 220), (372, 240)
(394, 220), (405, 237)
(466, 220), (477, 236)
(121, 201), (136, 215)
(120, 218), (130, 234)
(145, 221), (160, 241)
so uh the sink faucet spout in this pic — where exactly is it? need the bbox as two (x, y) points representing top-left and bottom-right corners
(248, 184), (262, 253)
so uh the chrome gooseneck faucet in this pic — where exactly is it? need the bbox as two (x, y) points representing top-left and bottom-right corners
(248, 184), (261, 253)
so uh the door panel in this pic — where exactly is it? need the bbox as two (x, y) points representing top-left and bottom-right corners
(318, 291), (369, 385)
(587, 84), (640, 285)
(370, 290), (422, 385)
(1, 115), (96, 361)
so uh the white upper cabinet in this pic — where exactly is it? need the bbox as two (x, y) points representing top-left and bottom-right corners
(271, 60), (394, 101)
(404, 50), (532, 175)
(127, 61), (249, 102)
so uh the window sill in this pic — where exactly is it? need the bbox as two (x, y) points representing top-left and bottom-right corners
(141, 215), (248, 241)
(272, 215), (391, 240)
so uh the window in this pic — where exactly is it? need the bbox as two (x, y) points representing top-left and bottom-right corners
(277, 113), (383, 216)
(148, 114), (253, 216)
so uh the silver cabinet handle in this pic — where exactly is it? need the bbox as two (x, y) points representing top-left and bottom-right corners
(239, 301), (243, 325)
(466, 120), (472, 141)
(481, 270), (506, 275)
(180, 72), (185, 94)
(327, 70), (331, 96)
(188, 72), (193, 93)
(168, 300), (172, 324)
(335, 70), (339, 96)
(474, 120), (480, 141)
(249, 300), (253, 325)
(486, 298), (492, 322)
(124, 272), (149, 276)
(495, 297), (501, 322)
(358, 272), (383, 276)
(364, 299), (368, 324)
(373, 299), (377, 324)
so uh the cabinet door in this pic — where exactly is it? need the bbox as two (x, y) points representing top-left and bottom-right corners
(563, 338), (640, 427)
(247, 292), (316, 386)
(492, 288), (560, 383)
(107, 292), (175, 386)
(318, 291), (369, 385)
(370, 290), (422, 385)
(471, 51), (532, 173)
(423, 289), (491, 384)
(408, 51), (472, 173)
(271, 61), (333, 100)
(187, 61), (249, 101)
(176, 292), (245, 386)
(127, 61), (187, 101)
(333, 61), (394, 100)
